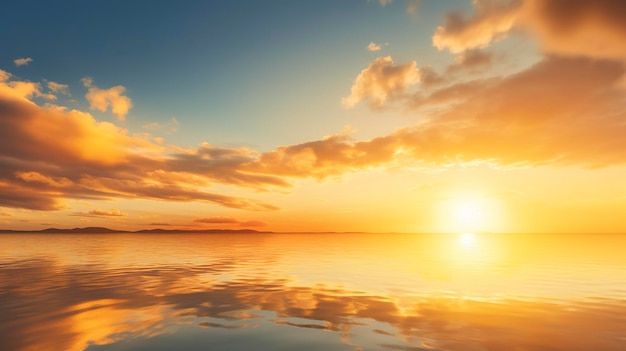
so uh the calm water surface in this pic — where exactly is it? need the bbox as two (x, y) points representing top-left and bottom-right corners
(1, 233), (625, 351)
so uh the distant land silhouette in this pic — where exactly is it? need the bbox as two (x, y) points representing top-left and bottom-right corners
(0, 227), (272, 234)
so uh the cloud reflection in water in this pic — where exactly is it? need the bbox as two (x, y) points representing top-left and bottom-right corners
(1, 233), (625, 351)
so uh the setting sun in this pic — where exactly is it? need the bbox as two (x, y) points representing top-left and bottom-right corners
(435, 195), (507, 233)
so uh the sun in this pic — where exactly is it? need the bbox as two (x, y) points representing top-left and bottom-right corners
(435, 194), (505, 233)
(453, 200), (484, 229)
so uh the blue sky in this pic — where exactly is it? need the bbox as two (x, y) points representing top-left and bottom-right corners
(1, 1), (459, 149)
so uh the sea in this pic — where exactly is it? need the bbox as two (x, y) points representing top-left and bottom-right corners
(1, 232), (625, 351)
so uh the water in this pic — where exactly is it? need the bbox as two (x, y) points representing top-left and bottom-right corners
(1, 233), (625, 351)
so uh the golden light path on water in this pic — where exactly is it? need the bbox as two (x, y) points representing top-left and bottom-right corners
(1, 232), (625, 351)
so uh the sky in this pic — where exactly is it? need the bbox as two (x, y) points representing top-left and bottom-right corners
(1, 0), (626, 233)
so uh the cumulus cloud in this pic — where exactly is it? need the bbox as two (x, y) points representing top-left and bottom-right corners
(71, 208), (127, 217)
(342, 56), (420, 109)
(367, 42), (382, 51)
(82, 77), (133, 121)
(14, 58), (33, 67)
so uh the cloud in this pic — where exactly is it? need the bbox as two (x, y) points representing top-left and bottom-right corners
(0, 211), (14, 217)
(432, 0), (522, 53)
(405, 0), (423, 15)
(446, 49), (494, 74)
(379, 0), (392, 6)
(0, 70), (281, 212)
(194, 217), (266, 227)
(522, 0), (626, 61)
(47, 81), (70, 96)
(367, 42), (382, 52)
(251, 57), (626, 177)
(0, 70), (11, 82)
(432, 0), (626, 62)
(142, 117), (179, 134)
(0, 70), (56, 101)
(238, 220), (266, 227)
(71, 208), (127, 217)
(14, 58), (33, 67)
(82, 77), (133, 121)
(194, 217), (239, 224)
(342, 56), (420, 109)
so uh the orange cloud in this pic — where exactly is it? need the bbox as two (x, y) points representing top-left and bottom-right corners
(71, 208), (127, 217)
(433, 0), (626, 62)
(342, 56), (420, 109)
(82, 77), (133, 121)
(14, 57), (33, 67)
(252, 57), (626, 178)
(194, 217), (239, 224)
(433, 0), (521, 53)
(0, 71), (281, 212)
(523, 0), (626, 61)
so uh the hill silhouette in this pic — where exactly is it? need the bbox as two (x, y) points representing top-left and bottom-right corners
(0, 227), (271, 234)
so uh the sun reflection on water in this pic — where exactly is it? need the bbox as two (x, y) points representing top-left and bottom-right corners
(459, 232), (476, 248)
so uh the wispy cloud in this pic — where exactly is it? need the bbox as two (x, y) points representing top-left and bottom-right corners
(47, 81), (70, 96)
(142, 117), (179, 134)
(70, 208), (127, 217)
(14, 57), (33, 67)
(194, 217), (266, 227)
(405, 0), (422, 15)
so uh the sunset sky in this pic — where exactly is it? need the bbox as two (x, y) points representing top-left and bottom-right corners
(2, 0), (626, 233)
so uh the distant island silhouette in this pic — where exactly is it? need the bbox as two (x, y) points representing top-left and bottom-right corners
(0, 227), (273, 234)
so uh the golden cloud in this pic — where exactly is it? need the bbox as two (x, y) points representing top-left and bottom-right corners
(0, 72), (281, 212)
(82, 77), (133, 121)
(252, 57), (626, 178)
(342, 56), (420, 109)
(70, 208), (127, 217)
(433, 0), (626, 62)
(433, 0), (521, 53)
